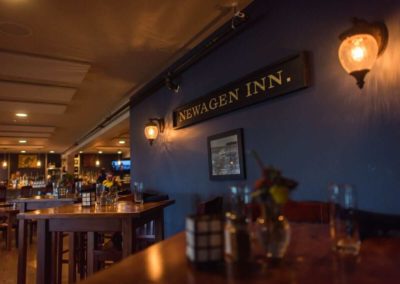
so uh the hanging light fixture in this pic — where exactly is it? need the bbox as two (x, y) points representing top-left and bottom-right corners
(144, 118), (165, 145)
(338, 18), (388, 89)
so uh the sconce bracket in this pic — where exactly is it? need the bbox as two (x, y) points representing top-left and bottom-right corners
(350, 69), (369, 89)
(339, 18), (388, 56)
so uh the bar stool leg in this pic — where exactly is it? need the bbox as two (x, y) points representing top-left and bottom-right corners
(87, 232), (95, 276)
(68, 232), (76, 283)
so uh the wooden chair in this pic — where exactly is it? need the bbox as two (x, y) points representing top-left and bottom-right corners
(282, 200), (329, 223)
(197, 196), (224, 216)
(0, 185), (6, 202)
(20, 185), (33, 198)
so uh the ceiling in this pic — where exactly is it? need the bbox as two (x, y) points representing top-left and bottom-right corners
(0, 0), (251, 154)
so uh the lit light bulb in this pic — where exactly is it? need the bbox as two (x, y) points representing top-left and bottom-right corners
(351, 45), (366, 62)
(117, 159), (122, 166)
(95, 159), (100, 167)
(37, 160), (42, 167)
(2, 160), (7, 168)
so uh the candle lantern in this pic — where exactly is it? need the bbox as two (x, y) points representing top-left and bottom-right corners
(58, 186), (67, 199)
(185, 215), (224, 266)
(81, 188), (96, 207)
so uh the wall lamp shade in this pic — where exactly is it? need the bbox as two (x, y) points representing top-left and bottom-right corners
(338, 18), (388, 89)
(144, 118), (165, 145)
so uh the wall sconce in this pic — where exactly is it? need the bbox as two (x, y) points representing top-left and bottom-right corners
(338, 18), (388, 89)
(37, 153), (42, 168)
(144, 118), (165, 145)
(2, 152), (7, 169)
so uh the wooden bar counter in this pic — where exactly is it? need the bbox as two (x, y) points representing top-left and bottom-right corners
(82, 223), (400, 284)
(17, 199), (174, 284)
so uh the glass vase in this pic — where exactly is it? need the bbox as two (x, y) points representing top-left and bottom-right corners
(254, 208), (291, 259)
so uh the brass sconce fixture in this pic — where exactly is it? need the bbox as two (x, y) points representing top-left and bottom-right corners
(144, 118), (165, 145)
(338, 18), (388, 89)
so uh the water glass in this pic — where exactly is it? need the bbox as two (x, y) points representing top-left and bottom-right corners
(328, 184), (360, 255)
(133, 182), (144, 204)
(96, 183), (104, 204)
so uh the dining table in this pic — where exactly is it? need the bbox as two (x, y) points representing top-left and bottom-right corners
(13, 195), (78, 284)
(0, 206), (19, 250)
(12, 195), (78, 213)
(81, 223), (400, 284)
(17, 199), (175, 284)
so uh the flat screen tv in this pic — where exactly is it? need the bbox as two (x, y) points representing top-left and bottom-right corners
(111, 160), (131, 171)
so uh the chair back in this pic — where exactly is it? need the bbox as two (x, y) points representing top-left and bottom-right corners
(117, 194), (134, 202)
(0, 185), (6, 202)
(282, 200), (329, 223)
(358, 210), (400, 240)
(197, 196), (223, 216)
(20, 185), (33, 198)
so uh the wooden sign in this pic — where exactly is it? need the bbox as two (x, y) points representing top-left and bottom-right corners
(173, 52), (310, 129)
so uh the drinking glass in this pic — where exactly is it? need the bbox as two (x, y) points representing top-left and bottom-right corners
(328, 184), (360, 255)
(96, 183), (103, 204)
(133, 182), (144, 204)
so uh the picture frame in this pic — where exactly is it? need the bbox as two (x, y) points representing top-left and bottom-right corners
(18, 154), (38, 168)
(207, 128), (246, 180)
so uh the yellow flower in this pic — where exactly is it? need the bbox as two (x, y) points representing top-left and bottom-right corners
(102, 180), (113, 189)
(269, 185), (289, 205)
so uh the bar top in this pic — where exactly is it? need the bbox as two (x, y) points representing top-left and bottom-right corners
(81, 223), (400, 284)
(17, 200), (175, 219)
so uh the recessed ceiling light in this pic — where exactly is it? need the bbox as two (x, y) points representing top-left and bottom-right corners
(49, 150), (55, 153)
(16, 113), (28, 118)
(118, 140), (126, 144)
(19, 140), (27, 144)
(20, 150), (26, 153)
(98, 151), (103, 154)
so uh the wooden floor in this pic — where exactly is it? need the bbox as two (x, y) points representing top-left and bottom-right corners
(0, 231), (70, 284)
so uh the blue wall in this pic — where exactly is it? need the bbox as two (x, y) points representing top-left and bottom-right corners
(130, 0), (400, 236)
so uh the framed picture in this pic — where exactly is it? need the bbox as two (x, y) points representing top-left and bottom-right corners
(207, 128), (246, 180)
(18, 154), (38, 168)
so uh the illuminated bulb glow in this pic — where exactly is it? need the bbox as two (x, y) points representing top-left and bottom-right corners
(144, 125), (159, 140)
(37, 160), (41, 167)
(98, 151), (103, 154)
(19, 140), (27, 144)
(95, 160), (100, 167)
(338, 34), (379, 73)
(20, 150), (26, 153)
(118, 140), (126, 144)
(117, 150), (122, 154)
(2, 161), (7, 168)
(117, 159), (122, 166)
(49, 151), (55, 153)
(16, 113), (28, 118)
(351, 46), (366, 61)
